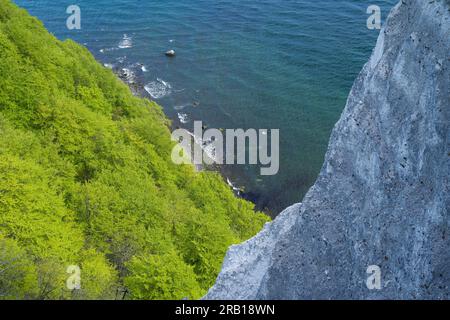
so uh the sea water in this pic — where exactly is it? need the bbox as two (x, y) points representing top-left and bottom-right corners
(14, 0), (397, 214)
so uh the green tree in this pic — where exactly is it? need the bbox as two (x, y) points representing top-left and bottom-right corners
(0, 235), (39, 300)
(125, 252), (202, 300)
(0, 0), (269, 299)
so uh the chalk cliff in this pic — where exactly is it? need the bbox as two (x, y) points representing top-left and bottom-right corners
(206, 0), (450, 299)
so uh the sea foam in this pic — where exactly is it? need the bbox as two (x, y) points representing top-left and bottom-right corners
(118, 34), (133, 49)
(144, 79), (172, 99)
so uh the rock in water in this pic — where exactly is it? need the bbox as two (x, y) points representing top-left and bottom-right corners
(205, 0), (450, 300)
(165, 49), (176, 57)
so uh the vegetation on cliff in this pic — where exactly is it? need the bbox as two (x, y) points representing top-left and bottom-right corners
(0, 1), (268, 299)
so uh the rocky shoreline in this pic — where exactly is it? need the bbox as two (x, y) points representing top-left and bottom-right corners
(113, 64), (260, 209)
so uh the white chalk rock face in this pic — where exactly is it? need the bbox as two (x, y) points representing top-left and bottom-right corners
(205, 0), (450, 300)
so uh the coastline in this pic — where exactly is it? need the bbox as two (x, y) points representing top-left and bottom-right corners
(113, 64), (259, 212)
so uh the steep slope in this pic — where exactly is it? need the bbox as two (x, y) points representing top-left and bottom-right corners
(0, 0), (268, 300)
(206, 0), (449, 299)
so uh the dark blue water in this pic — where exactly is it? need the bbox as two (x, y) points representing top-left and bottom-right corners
(14, 0), (397, 214)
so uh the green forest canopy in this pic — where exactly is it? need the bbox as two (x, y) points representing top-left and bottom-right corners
(0, 0), (269, 299)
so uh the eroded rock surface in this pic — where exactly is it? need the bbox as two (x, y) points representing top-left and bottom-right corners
(206, 0), (450, 299)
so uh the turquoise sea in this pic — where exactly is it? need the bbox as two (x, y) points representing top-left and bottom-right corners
(15, 0), (397, 215)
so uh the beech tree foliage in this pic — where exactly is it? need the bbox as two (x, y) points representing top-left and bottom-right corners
(0, 1), (269, 299)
